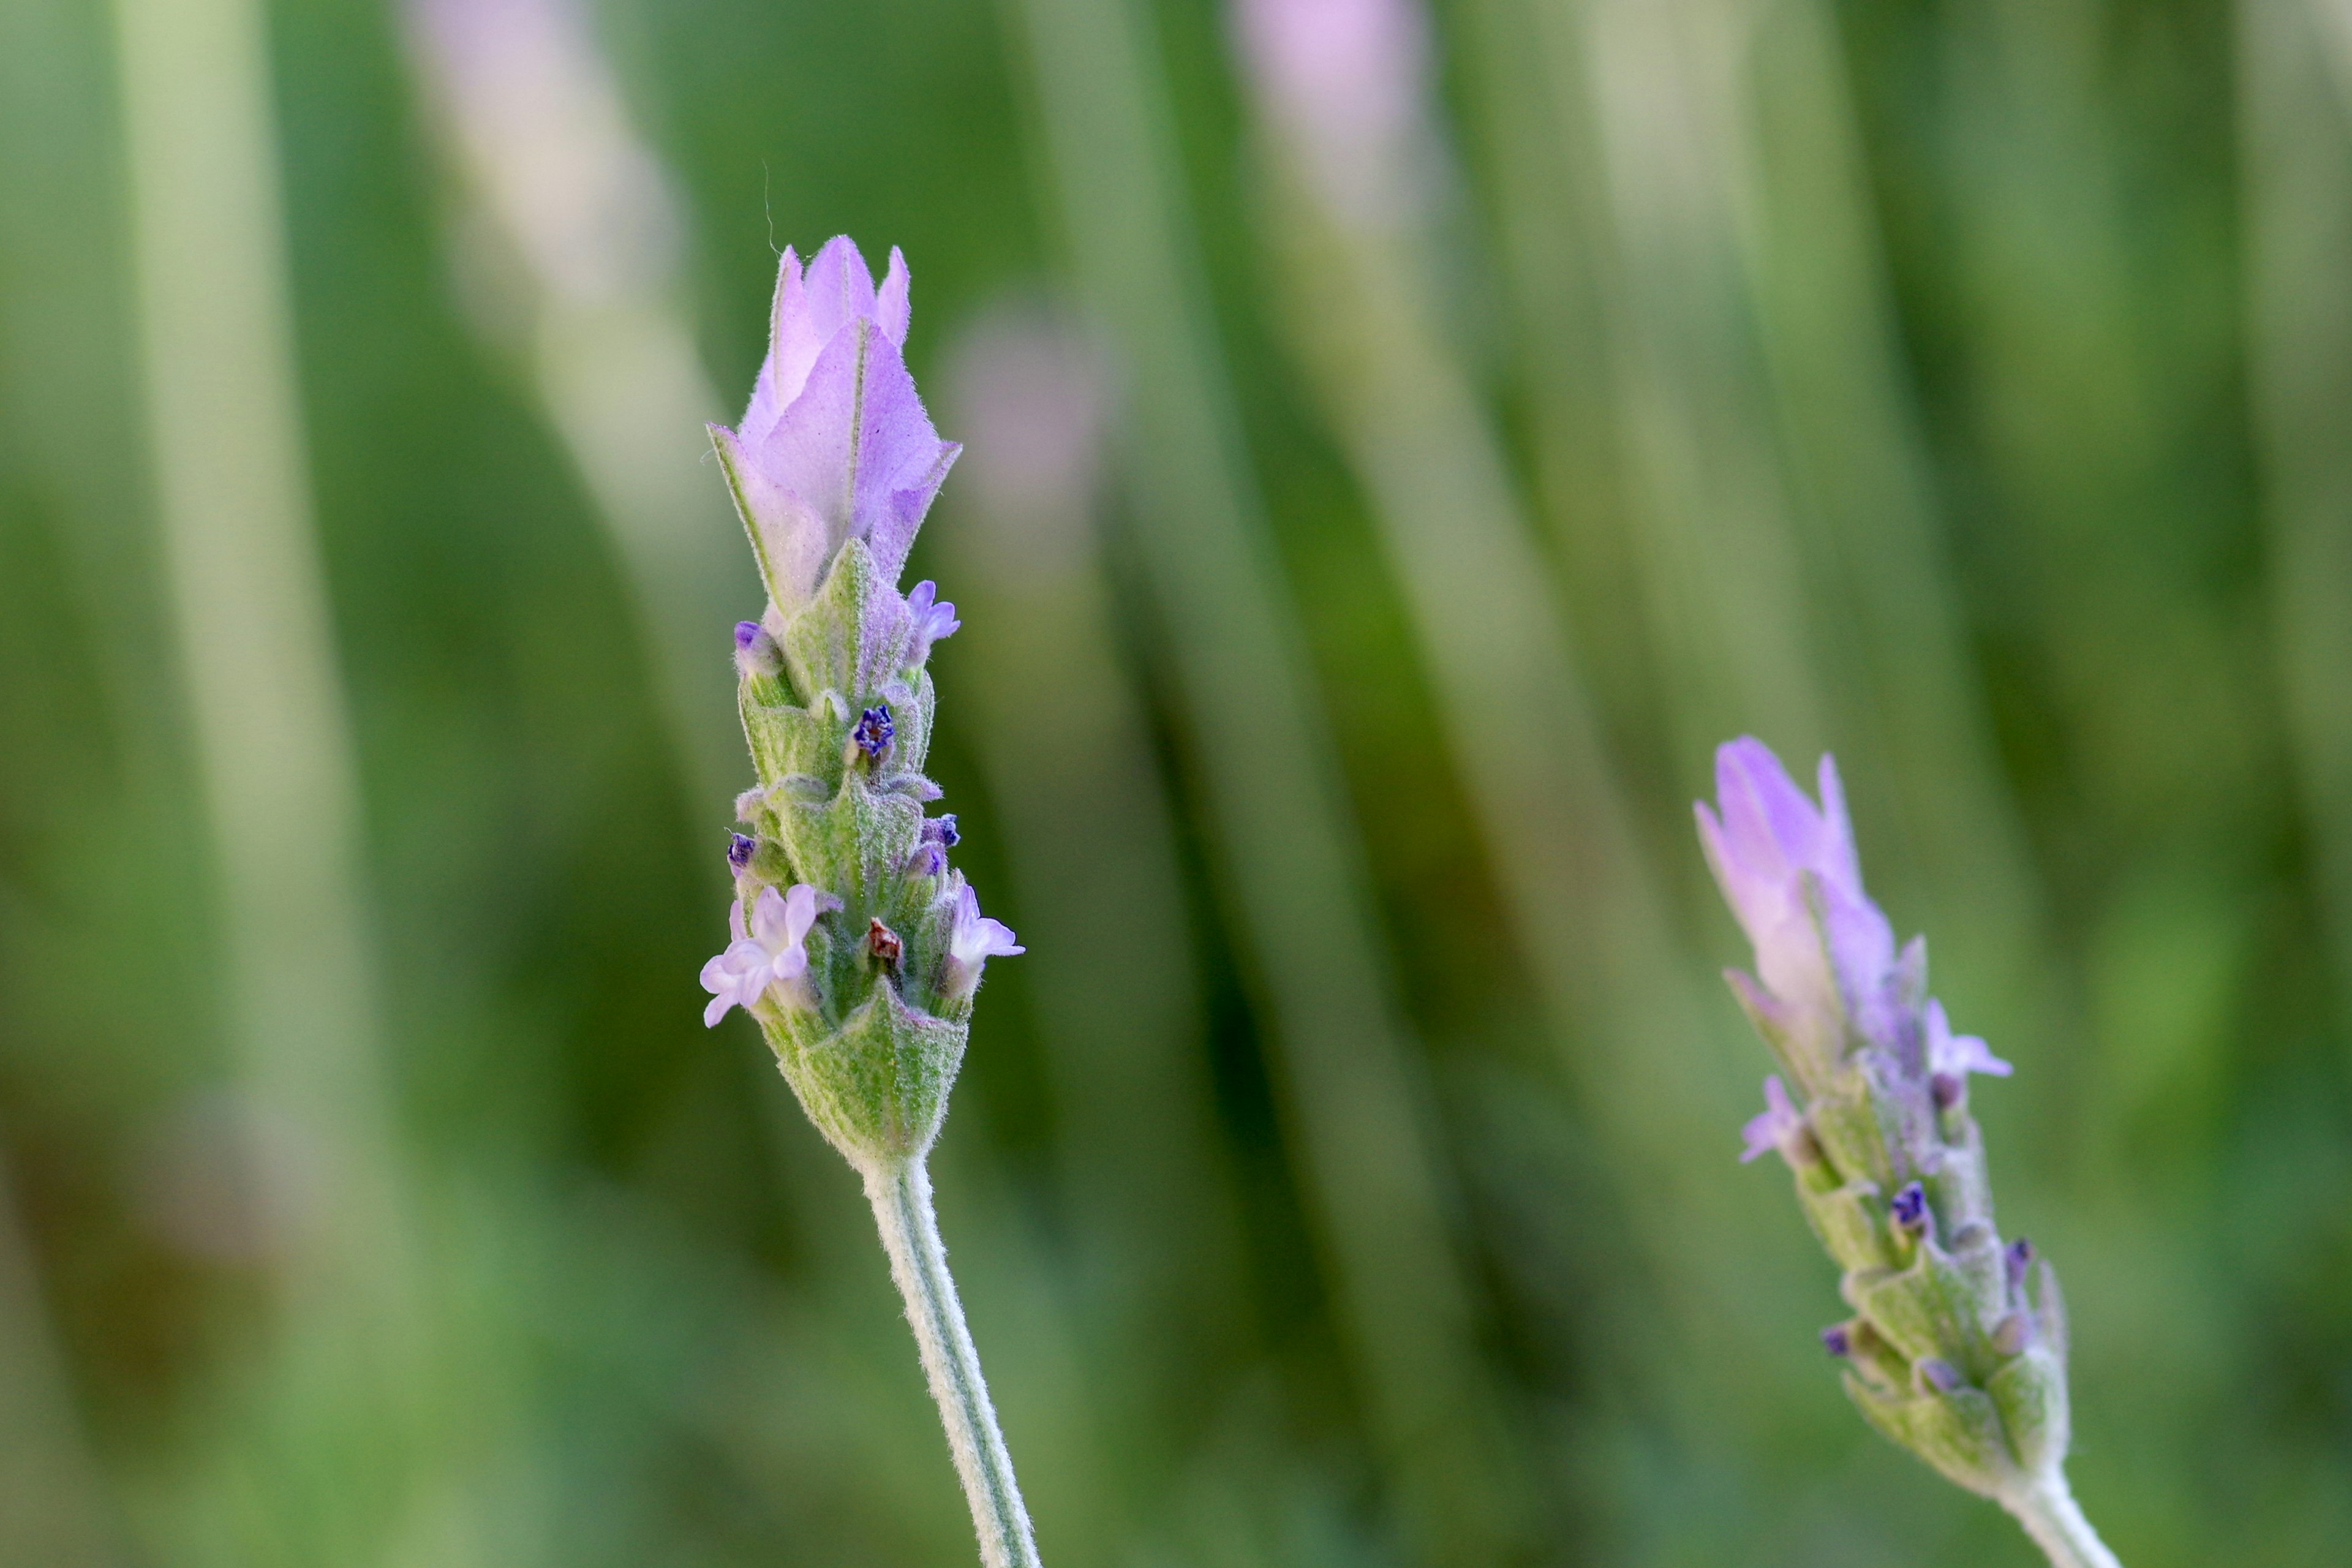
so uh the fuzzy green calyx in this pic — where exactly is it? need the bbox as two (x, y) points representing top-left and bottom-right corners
(722, 539), (995, 1173)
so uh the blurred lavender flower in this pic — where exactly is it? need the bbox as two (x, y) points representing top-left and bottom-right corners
(1697, 738), (1901, 1082)
(1699, 738), (2118, 1567)
(1231, 0), (1436, 227)
(709, 239), (960, 615)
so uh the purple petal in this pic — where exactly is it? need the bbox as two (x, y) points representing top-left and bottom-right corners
(802, 235), (879, 344)
(1695, 799), (1778, 954)
(780, 883), (819, 946)
(750, 885), (790, 948)
(749, 322), (957, 585)
(1740, 1074), (1801, 1163)
(728, 900), (748, 944)
(712, 421), (833, 611)
(1716, 737), (1824, 885)
(1926, 998), (2013, 1078)
(703, 992), (737, 1028)
(1815, 753), (1864, 898)
(699, 954), (735, 994)
(976, 917), (1025, 957)
(876, 246), (910, 346)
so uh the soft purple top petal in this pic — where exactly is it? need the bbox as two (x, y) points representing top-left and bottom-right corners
(717, 238), (957, 609)
(1697, 737), (1898, 1039)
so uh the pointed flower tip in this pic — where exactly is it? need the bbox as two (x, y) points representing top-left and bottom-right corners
(725, 239), (956, 605)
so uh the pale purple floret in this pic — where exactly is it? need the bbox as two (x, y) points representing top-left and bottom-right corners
(701, 884), (822, 1027)
(905, 579), (960, 665)
(710, 237), (960, 612)
(941, 883), (1023, 1005)
(1926, 995), (2012, 1079)
(1740, 1074), (1806, 1164)
(1697, 738), (1899, 1056)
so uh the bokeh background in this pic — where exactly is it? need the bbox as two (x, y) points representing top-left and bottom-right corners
(1, 0), (2348, 1562)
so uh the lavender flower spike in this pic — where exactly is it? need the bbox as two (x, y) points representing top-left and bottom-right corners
(703, 239), (1036, 1567)
(1698, 738), (2120, 1568)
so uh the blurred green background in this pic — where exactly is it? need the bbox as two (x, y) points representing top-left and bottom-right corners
(1, 0), (2348, 1562)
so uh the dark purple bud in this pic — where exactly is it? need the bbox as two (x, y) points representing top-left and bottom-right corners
(854, 705), (895, 761)
(868, 919), (903, 965)
(1930, 1071), (1964, 1111)
(1821, 1324), (1853, 1358)
(922, 813), (960, 848)
(734, 621), (783, 680)
(1916, 1357), (1961, 1394)
(727, 832), (757, 872)
(2005, 1236), (2035, 1292)
(1891, 1182), (1929, 1236)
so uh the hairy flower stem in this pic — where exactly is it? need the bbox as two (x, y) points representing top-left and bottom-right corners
(2002, 1471), (2123, 1568)
(862, 1159), (1041, 1568)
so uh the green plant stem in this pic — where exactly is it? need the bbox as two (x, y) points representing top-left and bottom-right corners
(863, 1159), (1041, 1568)
(2002, 1469), (2122, 1568)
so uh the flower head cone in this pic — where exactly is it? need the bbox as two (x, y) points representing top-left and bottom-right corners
(1696, 738), (2079, 1510)
(710, 237), (960, 618)
(703, 238), (1019, 1175)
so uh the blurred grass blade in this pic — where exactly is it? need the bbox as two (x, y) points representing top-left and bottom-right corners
(110, 0), (447, 1552)
(1485, 0), (2051, 1042)
(938, 306), (1254, 1421)
(1232, 0), (1784, 1385)
(1738, 0), (2050, 1038)
(402, 0), (753, 813)
(998, 0), (1532, 1556)
(0, 1152), (115, 1567)
(111, 0), (414, 1310)
(2244, 0), (2352, 1033)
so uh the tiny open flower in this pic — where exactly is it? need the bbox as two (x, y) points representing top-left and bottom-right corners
(726, 832), (757, 872)
(941, 883), (1023, 1004)
(1698, 739), (1898, 1058)
(1740, 1075), (1806, 1164)
(905, 580), (960, 665)
(1926, 996), (2011, 1080)
(734, 620), (783, 680)
(854, 704), (895, 760)
(709, 238), (960, 612)
(699, 884), (821, 1027)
